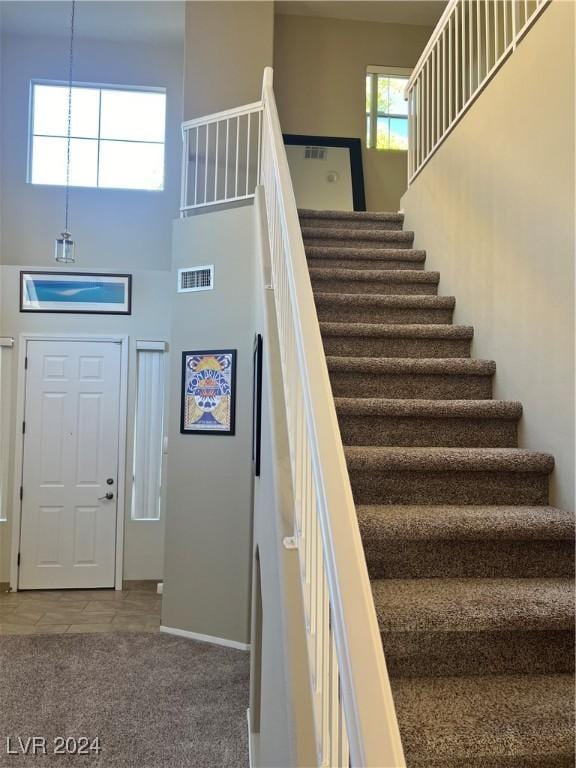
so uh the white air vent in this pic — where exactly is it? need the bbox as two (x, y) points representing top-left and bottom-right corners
(304, 146), (328, 160)
(178, 265), (214, 293)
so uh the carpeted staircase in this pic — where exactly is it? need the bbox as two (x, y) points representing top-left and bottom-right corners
(299, 208), (575, 768)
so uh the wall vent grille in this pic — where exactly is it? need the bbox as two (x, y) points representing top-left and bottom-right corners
(177, 265), (214, 293)
(304, 146), (328, 160)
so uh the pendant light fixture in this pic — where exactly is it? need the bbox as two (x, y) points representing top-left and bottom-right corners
(55, 0), (76, 263)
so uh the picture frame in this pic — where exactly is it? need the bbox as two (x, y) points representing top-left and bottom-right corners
(20, 271), (132, 315)
(180, 349), (237, 436)
(252, 334), (263, 476)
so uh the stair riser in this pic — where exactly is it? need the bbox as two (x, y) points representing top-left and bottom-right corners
(308, 257), (426, 270)
(323, 336), (472, 358)
(383, 630), (574, 678)
(363, 540), (575, 579)
(304, 236), (414, 249)
(329, 372), (493, 399)
(348, 469), (550, 505)
(338, 415), (517, 447)
(312, 279), (438, 295)
(316, 304), (453, 324)
(300, 217), (403, 231)
(403, 757), (575, 768)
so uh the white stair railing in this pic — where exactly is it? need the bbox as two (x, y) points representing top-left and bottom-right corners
(259, 67), (405, 768)
(180, 102), (263, 214)
(407, 0), (550, 182)
(178, 67), (405, 768)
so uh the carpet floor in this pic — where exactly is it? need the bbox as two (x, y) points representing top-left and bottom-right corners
(0, 632), (249, 768)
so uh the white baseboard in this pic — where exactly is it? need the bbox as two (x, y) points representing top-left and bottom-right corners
(160, 624), (250, 651)
(156, 582), (163, 594)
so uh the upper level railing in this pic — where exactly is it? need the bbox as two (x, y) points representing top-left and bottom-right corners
(180, 102), (262, 214)
(179, 71), (406, 766)
(406, 0), (550, 183)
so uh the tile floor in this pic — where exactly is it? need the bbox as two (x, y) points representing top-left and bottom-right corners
(0, 582), (161, 635)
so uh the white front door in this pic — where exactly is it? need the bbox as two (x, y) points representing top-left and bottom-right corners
(19, 340), (121, 589)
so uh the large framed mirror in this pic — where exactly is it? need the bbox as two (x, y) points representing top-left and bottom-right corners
(283, 134), (366, 212)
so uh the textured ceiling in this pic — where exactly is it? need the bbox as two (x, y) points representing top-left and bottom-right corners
(276, 1), (446, 27)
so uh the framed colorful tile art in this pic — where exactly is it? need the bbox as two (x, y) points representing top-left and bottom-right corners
(180, 350), (237, 435)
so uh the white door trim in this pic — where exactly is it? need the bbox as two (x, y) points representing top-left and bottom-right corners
(10, 333), (129, 592)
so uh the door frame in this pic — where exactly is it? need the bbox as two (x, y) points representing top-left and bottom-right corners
(10, 333), (129, 592)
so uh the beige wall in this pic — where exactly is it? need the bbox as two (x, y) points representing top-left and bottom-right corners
(273, 13), (432, 211)
(183, 1), (273, 119)
(402, 0), (574, 512)
(161, 205), (256, 644)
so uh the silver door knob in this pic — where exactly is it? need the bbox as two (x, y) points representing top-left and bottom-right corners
(98, 492), (114, 501)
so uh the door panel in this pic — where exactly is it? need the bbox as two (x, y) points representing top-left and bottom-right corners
(19, 340), (121, 589)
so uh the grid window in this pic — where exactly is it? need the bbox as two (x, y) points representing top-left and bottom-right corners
(366, 68), (410, 151)
(29, 82), (166, 190)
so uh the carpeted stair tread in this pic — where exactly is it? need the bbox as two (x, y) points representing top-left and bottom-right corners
(306, 245), (426, 266)
(356, 505), (575, 541)
(327, 357), (496, 399)
(358, 506), (575, 580)
(314, 293), (455, 308)
(371, 578), (574, 633)
(336, 399), (522, 448)
(299, 208), (404, 223)
(310, 268), (440, 295)
(310, 267), (439, 284)
(335, 398), (521, 419)
(302, 225), (414, 243)
(316, 294), (455, 324)
(321, 323), (474, 359)
(392, 674), (575, 767)
(299, 209), (404, 229)
(321, 322), (473, 339)
(327, 356), (495, 375)
(344, 446), (554, 473)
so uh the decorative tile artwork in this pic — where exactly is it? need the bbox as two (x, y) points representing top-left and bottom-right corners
(180, 350), (236, 435)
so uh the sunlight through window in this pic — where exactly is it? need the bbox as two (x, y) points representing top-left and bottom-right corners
(366, 67), (411, 151)
(29, 82), (166, 190)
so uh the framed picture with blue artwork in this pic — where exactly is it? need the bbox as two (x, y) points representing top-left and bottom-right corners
(180, 349), (237, 436)
(20, 271), (132, 314)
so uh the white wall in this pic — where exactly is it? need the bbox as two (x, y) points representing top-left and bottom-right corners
(401, 0), (574, 512)
(0, 24), (184, 583)
(0, 267), (172, 583)
(0, 33), (182, 270)
(286, 145), (354, 211)
(161, 205), (256, 644)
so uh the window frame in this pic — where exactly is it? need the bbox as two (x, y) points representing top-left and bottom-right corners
(366, 65), (412, 152)
(27, 78), (167, 192)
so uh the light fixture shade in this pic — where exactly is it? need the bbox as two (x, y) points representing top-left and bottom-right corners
(55, 231), (75, 263)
